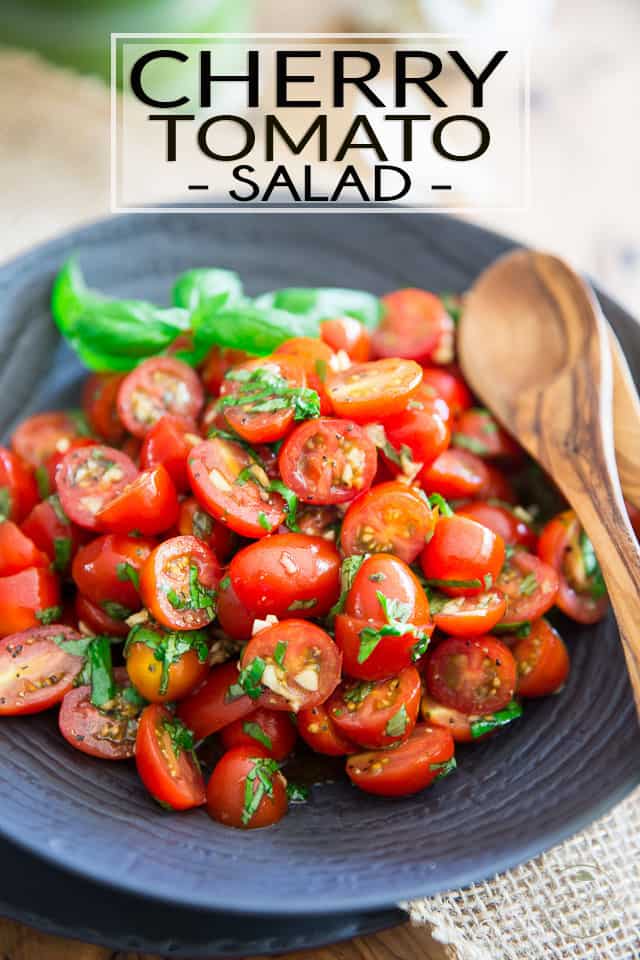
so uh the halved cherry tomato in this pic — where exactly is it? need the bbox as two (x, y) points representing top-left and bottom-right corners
(136, 704), (206, 811)
(456, 501), (537, 551)
(421, 366), (472, 420)
(140, 415), (201, 492)
(178, 497), (236, 562)
(0, 625), (85, 715)
(297, 701), (358, 756)
(340, 482), (434, 564)
(0, 567), (60, 637)
(274, 337), (334, 414)
(496, 550), (560, 629)
(479, 465), (517, 503)
(75, 592), (129, 637)
(240, 620), (342, 713)
(320, 316), (371, 362)
(95, 465), (180, 536)
(426, 635), (517, 715)
(0, 448), (39, 524)
(326, 359), (423, 421)
(420, 514), (505, 597)
(188, 437), (286, 539)
(216, 577), (255, 643)
(46, 437), (97, 493)
(452, 408), (522, 461)
(56, 445), (138, 531)
(126, 627), (209, 703)
(429, 590), (507, 636)
(59, 667), (141, 759)
(201, 347), (249, 396)
(421, 693), (477, 743)
(380, 384), (451, 470)
(230, 533), (340, 621)
(220, 707), (297, 761)
(82, 373), (126, 444)
(71, 534), (155, 614)
(346, 724), (455, 797)
(327, 666), (421, 749)
(219, 356), (308, 444)
(11, 411), (88, 468)
(0, 522), (48, 576)
(207, 745), (288, 829)
(373, 289), (453, 364)
(420, 448), (490, 500)
(278, 418), (377, 505)
(514, 619), (570, 698)
(537, 510), (609, 624)
(118, 357), (204, 439)
(177, 659), (255, 739)
(139, 535), (220, 630)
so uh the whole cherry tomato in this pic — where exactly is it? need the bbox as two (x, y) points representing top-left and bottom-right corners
(420, 514), (505, 597)
(373, 289), (453, 364)
(207, 745), (288, 829)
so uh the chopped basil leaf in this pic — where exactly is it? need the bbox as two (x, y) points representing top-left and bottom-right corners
(242, 756), (281, 826)
(219, 575), (231, 592)
(273, 641), (287, 668)
(385, 704), (408, 737)
(287, 598), (317, 611)
(126, 624), (210, 696)
(227, 657), (266, 701)
(269, 479), (299, 532)
(52, 633), (93, 657)
(424, 577), (482, 590)
(257, 511), (272, 532)
(470, 700), (523, 739)
(86, 636), (116, 708)
(343, 680), (375, 706)
(518, 573), (538, 596)
(493, 620), (531, 637)
(286, 782), (309, 803)
(243, 721), (273, 750)
(0, 487), (12, 522)
(430, 757), (457, 781)
(121, 685), (147, 708)
(166, 562), (216, 619)
(163, 717), (198, 758)
(101, 600), (133, 621)
(427, 494), (454, 518)
(483, 574), (493, 590)
(35, 606), (63, 626)
(49, 494), (69, 525)
(35, 466), (50, 500)
(579, 531), (607, 600)
(53, 536), (72, 574)
(116, 561), (140, 591)
(220, 367), (320, 422)
(451, 433), (489, 456)
(314, 358), (327, 383)
(357, 590), (429, 664)
(329, 554), (367, 621)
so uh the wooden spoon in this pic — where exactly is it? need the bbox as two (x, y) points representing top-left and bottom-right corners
(609, 327), (640, 509)
(459, 249), (640, 717)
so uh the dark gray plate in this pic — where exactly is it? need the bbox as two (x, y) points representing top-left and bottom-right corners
(0, 213), (639, 926)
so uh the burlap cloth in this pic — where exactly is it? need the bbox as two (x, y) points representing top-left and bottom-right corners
(1, 40), (639, 960)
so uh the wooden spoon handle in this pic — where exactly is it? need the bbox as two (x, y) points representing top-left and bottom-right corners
(610, 327), (640, 510)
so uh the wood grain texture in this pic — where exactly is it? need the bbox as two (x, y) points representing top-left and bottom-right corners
(460, 250), (640, 717)
(610, 328), (640, 510)
(0, 917), (452, 960)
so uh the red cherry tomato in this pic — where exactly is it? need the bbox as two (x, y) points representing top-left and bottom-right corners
(421, 366), (472, 420)
(71, 533), (155, 614)
(430, 590), (507, 636)
(278, 418), (377, 505)
(140, 415), (200, 492)
(94, 465), (180, 536)
(207, 745), (288, 829)
(420, 448), (490, 499)
(514, 618), (570, 698)
(230, 533), (340, 621)
(340, 482), (434, 565)
(0, 448), (39, 524)
(426, 635), (517, 715)
(178, 497), (236, 562)
(420, 693), (478, 744)
(220, 707), (297, 761)
(346, 724), (455, 797)
(274, 337), (334, 414)
(216, 577), (255, 643)
(56, 445), (138, 531)
(327, 667), (421, 749)
(479, 465), (517, 504)
(420, 514), (505, 597)
(380, 384), (451, 470)
(452, 408), (522, 461)
(537, 510), (609, 624)
(240, 620), (342, 713)
(139, 535), (220, 630)
(75, 592), (129, 637)
(11, 411), (87, 468)
(0, 567), (60, 638)
(294, 504), (341, 542)
(0, 522), (48, 576)
(22, 495), (86, 574)
(297, 701), (358, 756)
(136, 704), (206, 811)
(626, 500), (640, 540)
(200, 347), (249, 396)
(325, 359), (423, 421)
(177, 659), (255, 740)
(82, 373), (126, 444)
(320, 316), (371, 362)
(188, 437), (286, 539)
(45, 437), (97, 493)
(59, 667), (141, 759)
(373, 290), (453, 364)
(0, 625), (85, 715)
(117, 357), (204, 439)
(219, 356), (307, 444)
(126, 630), (209, 704)
(496, 550), (560, 629)
(456, 501), (537, 551)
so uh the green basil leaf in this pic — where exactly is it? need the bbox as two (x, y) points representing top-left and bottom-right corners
(87, 636), (116, 708)
(192, 303), (319, 357)
(254, 288), (383, 330)
(430, 757), (457, 781)
(73, 301), (188, 358)
(51, 258), (107, 337)
(243, 721), (273, 751)
(286, 782), (309, 803)
(385, 704), (408, 737)
(172, 268), (243, 312)
(35, 606), (63, 625)
(470, 700), (523, 739)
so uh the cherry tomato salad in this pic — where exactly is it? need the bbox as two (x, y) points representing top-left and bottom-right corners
(0, 265), (614, 830)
